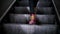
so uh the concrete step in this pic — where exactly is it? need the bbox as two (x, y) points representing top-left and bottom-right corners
(3, 24), (57, 34)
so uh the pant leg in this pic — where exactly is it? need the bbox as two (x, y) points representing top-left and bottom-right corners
(29, 0), (35, 13)
(29, 0), (38, 13)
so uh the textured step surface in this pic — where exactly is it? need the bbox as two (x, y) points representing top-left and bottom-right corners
(9, 14), (55, 24)
(14, 7), (54, 14)
(36, 15), (55, 24)
(14, 7), (30, 14)
(37, 1), (52, 7)
(9, 14), (29, 23)
(3, 24), (57, 34)
(36, 7), (54, 14)
(17, 1), (29, 6)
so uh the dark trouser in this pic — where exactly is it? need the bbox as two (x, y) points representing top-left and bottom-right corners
(29, 0), (38, 14)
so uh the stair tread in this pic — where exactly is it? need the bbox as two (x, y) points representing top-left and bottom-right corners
(36, 7), (55, 14)
(3, 24), (56, 34)
(17, 1), (29, 6)
(37, 1), (52, 7)
(9, 14), (55, 24)
(14, 7), (55, 14)
(14, 7), (30, 14)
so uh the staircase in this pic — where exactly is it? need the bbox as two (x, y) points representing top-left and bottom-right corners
(1, 0), (58, 34)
